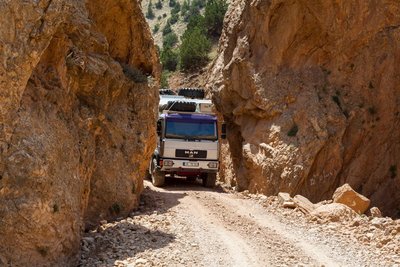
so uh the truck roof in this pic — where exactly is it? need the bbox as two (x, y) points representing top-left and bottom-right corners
(159, 95), (213, 106)
(161, 113), (217, 122)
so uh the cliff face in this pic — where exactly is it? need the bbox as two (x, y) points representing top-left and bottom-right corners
(0, 1), (160, 266)
(208, 0), (400, 217)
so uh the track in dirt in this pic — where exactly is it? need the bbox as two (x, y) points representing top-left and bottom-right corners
(80, 178), (375, 267)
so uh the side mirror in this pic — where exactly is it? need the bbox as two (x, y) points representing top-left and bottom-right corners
(221, 123), (227, 139)
(156, 120), (162, 136)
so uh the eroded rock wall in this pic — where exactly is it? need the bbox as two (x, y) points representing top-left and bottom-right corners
(208, 0), (400, 216)
(0, 0), (159, 266)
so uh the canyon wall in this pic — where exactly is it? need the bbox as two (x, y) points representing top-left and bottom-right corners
(0, 0), (159, 266)
(208, 0), (400, 217)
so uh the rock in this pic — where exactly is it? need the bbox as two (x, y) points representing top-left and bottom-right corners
(207, 0), (400, 217)
(0, 0), (160, 266)
(311, 203), (358, 222)
(135, 258), (148, 264)
(333, 184), (370, 214)
(370, 207), (382, 218)
(293, 195), (316, 214)
(278, 192), (293, 204)
(283, 201), (296, 209)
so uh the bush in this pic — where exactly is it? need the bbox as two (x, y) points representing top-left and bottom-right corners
(179, 26), (211, 70)
(163, 32), (178, 48)
(204, 0), (228, 37)
(169, 0), (176, 7)
(169, 13), (179, 24)
(146, 1), (155, 19)
(121, 63), (148, 83)
(161, 71), (170, 88)
(171, 2), (181, 15)
(162, 22), (172, 36)
(287, 124), (299, 137)
(161, 48), (179, 71)
(181, 0), (190, 17)
(153, 23), (160, 34)
(155, 0), (163, 9)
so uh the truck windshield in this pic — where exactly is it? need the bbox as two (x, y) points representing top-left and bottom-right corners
(165, 120), (217, 140)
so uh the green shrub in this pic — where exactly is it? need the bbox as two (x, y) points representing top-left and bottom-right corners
(162, 22), (172, 36)
(204, 0), (228, 37)
(169, 0), (176, 7)
(161, 71), (170, 88)
(161, 48), (179, 71)
(110, 203), (121, 214)
(171, 2), (181, 15)
(169, 13), (179, 24)
(179, 26), (211, 70)
(287, 124), (299, 137)
(121, 63), (148, 83)
(146, 0), (155, 19)
(153, 23), (160, 34)
(155, 0), (163, 9)
(163, 32), (178, 48)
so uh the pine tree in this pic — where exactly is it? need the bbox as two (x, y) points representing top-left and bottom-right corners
(146, 0), (155, 19)
(179, 26), (211, 70)
(204, 0), (228, 37)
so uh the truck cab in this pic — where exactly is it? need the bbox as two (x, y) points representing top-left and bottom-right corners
(148, 89), (225, 187)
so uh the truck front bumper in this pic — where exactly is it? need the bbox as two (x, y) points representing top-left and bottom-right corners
(160, 158), (218, 173)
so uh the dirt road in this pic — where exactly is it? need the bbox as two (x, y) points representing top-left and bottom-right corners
(80, 179), (400, 267)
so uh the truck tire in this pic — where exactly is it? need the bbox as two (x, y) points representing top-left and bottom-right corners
(167, 101), (197, 112)
(203, 173), (216, 188)
(178, 88), (205, 99)
(159, 89), (176, 95)
(151, 158), (165, 187)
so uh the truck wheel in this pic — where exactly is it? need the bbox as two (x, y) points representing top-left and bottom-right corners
(151, 158), (165, 187)
(178, 88), (205, 99)
(203, 173), (216, 188)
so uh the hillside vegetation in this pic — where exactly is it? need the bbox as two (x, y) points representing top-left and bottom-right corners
(141, 0), (228, 87)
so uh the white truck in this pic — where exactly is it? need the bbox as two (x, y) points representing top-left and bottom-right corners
(148, 88), (226, 187)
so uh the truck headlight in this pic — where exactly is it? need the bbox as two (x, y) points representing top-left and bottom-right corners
(207, 162), (218, 168)
(163, 160), (174, 167)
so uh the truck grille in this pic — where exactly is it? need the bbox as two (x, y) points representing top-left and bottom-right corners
(175, 149), (207, 159)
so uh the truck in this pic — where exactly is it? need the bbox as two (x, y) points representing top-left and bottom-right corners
(148, 88), (226, 187)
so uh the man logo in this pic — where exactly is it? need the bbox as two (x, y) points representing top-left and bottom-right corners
(185, 150), (199, 158)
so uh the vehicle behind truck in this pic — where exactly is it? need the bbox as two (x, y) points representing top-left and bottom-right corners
(148, 88), (226, 187)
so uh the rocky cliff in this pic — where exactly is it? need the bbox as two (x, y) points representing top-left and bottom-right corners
(0, 1), (160, 266)
(208, 0), (400, 217)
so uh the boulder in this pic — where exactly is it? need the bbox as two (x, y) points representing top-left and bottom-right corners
(370, 207), (383, 218)
(278, 192), (293, 204)
(311, 203), (358, 222)
(293, 195), (315, 214)
(333, 184), (370, 214)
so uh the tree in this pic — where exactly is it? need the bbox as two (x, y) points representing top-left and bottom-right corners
(169, 0), (176, 7)
(146, 0), (155, 19)
(181, 0), (190, 17)
(155, 0), (163, 9)
(204, 0), (228, 37)
(161, 71), (170, 88)
(163, 32), (178, 48)
(171, 1), (181, 15)
(161, 48), (179, 71)
(162, 22), (172, 36)
(153, 23), (160, 34)
(179, 26), (211, 70)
